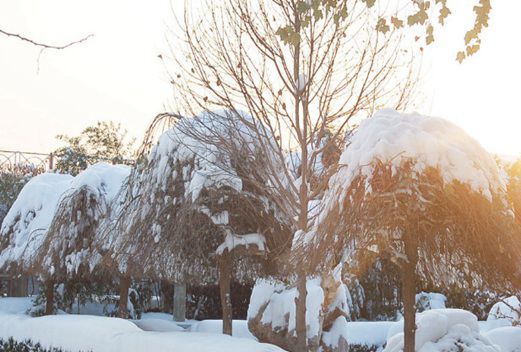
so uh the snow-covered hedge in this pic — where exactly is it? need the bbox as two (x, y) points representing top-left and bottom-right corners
(416, 292), (447, 312)
(487, 296), (521, 326)
(0, 338), (74, 352)
(384, 309), (499, 352)
(247, 275), (350, 351)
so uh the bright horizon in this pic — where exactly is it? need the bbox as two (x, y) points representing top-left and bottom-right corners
(0, 0), (520, 157)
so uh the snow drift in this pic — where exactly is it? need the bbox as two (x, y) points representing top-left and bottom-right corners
(0, 313), (284, 352)
(487, 296), (521, 327)
(384, 309), (499, 352)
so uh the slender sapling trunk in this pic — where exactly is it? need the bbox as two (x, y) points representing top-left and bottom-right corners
(218, 253), (233, 335)
(402, 234), (418, 352)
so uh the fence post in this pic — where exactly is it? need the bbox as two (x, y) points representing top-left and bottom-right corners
(48, 153), (54, 171)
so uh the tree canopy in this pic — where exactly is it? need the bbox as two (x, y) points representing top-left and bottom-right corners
(54, 121), (134, 175)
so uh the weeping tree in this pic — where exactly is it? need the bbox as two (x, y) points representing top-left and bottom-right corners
(312, 109), (521, 352)
(36, 163), (130, 315)
(94, 113), (214, 319)
(102, 112), (291, 330)
(165, 1), (422, 348)
(0, 173), (73, 314)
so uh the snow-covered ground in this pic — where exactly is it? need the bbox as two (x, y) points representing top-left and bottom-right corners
(0, 297), (283, 352)
(2, 297), (521, 352)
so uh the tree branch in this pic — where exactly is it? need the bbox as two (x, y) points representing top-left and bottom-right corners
(0, 29), (93, 50)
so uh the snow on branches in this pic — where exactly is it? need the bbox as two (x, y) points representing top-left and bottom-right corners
(0, 173), (73, 273)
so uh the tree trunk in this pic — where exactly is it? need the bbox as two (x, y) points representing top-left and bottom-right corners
(295, 269), (308, 351)
(291, 0), (309, 348)
(402, 235), (418, 352)
(44, 279), (54, 316)
(118, 275), (131, 319)
(161, 280), (173, 314)
(173, 282), (186, 322)
(218, 254), (232, 335)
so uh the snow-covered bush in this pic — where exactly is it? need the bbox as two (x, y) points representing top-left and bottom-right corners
(0, 173), (73, 272)
(29, 283), (64, 316)
(384, 309), (499, 352)
(346, 258), (402, 321)
(0, 338), (72, 352)
(487, 296), (521, 326)
(485, 327), (521, 352)
(416, 292), (447, 312)
(248, 272), (350, 352)
(445, 287), (499, 321)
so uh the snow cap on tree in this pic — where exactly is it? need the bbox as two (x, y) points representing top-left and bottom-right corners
(312, 109), (520, 289)
(323, 108), (506, 213)
(0, 173), (73, 273)
(104, 110), (290, 282)
(38, 162), (130, 279)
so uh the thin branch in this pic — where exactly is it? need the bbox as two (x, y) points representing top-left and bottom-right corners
(0, 29), (93, 50)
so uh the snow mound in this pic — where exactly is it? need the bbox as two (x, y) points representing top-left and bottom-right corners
(384, 309), (499, 352)
(486, 327), (521, 352)
(322, 109), (505, 219)
(150, 110), (271, 202)
(66, 162), (130, 202)
(0, 297), (34, 315)
(0, 313), (284, 352)
(487, 296), (521, 326)
(0, 173), (73, 269)
(132, 318), (185, 332)
(416, 292), (447, 312)
(248, 278), (324, 339)
(329, 321), (394, 347)
(190, 320), (256, 340)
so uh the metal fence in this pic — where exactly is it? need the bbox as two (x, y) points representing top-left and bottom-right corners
(0, 150), (55, 174)
(0, 150), (136, 175)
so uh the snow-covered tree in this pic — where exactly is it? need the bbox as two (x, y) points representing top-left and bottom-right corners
(165, 1), (421, 348)
(0, 171), (31, 226)
(0, 173), (73, 314)
(54, 121), (134, 176)
(34, 163), (130, 312)
(313, 109), (521, 352)
(102, 111), (291, 331)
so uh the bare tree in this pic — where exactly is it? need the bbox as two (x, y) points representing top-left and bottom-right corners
(163, 1), (418, 349)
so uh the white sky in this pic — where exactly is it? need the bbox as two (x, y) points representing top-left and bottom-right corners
(0, 1), (520, 156)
